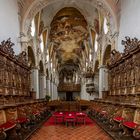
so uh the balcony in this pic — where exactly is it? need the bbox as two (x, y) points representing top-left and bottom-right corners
(58, 84), (81, 92)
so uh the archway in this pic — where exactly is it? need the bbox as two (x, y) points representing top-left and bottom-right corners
(103, 45), (111, 66)
(28, 46), (36, 94)
(39, 61), (44, 74)
(101, 45), (112, 98)
(21, 0), (118, 38)
(39, 60), (45, 99)
(94, 60), (99, 98)
(46, 68), (51, 97)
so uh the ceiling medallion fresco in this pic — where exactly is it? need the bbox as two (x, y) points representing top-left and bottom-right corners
(49, 7), (89, 83)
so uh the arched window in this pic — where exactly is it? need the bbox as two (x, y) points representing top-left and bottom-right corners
(103, 17), (108, 34)
(31, 19), (35, 37)
(94, 34), (98, 52)
(40, 34), (44, 52)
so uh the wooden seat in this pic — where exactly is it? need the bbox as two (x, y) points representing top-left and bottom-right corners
(2, 108), (18, 139)
(119, 108), (136, 136)
(17, 105), (29, 124)
(121, 109), (140, 137)
(0, 110), (7, 139)
(112, 107), (124, 123)
(133, 109), (140, 139)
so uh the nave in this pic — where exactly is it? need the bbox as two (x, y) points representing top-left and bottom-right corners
(29, 114), (112, 140)
(0, 0), (140, 140)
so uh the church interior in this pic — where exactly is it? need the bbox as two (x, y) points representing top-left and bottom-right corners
(0, 0), (140, 140)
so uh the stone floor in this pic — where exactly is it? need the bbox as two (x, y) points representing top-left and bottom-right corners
(29, 123), (113, 140)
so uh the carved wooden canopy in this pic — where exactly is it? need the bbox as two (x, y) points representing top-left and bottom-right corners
(109, 37), (140, 67)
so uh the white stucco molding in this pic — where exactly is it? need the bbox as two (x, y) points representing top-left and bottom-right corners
(21, 0), (119, 36)
(98, 64), (108, 69)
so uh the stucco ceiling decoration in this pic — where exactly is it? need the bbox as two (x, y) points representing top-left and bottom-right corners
(21, 0), (119, 36)
(50, 7), (88, 76)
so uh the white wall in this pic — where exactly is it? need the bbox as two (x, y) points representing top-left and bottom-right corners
(80, 84), (90, 100)
(0, 0), (21, 54)
(118, 0), (140, 52)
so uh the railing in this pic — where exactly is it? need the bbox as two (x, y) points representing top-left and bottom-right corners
(47, 100), (91, 111)
(58, 83), (81, 92)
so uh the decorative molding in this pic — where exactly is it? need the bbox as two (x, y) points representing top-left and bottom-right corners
(122, 36), (140, 54)
(15, 51), (28, 66)
(0, 38), (29, 68)
(22, 0), (118, 36)
(108, 37), (140, 97)
(0, 38), (15, 57)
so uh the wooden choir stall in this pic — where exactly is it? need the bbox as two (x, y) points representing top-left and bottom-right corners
(0, 39), (49, 140)
(89, 37), (140, 139)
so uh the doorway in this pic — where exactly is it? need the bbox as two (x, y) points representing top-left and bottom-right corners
(66, 92), (73, 101)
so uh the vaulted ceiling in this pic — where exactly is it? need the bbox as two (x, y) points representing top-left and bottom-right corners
(17, 0), (120, 83)
(18, 0), (120, 34)
(49, 7), (89, 82)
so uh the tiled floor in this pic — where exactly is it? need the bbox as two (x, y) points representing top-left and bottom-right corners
(29, 119), (113, 140)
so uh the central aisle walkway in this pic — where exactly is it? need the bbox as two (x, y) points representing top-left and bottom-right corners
(29, 115), (113, 140)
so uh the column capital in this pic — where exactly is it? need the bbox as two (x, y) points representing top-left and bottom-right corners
(98, 65), (107, 69)
(40, 73), (46, 77)
(32, 67), (39, 70)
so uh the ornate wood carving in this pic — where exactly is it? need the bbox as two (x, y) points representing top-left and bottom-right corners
(108, 37), (140, 103)
(0, 39), (31, 105)
(58, 84), (81, 92)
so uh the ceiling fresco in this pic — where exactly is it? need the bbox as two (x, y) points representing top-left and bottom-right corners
(49, 7), (89, 83)
(17, 0), (120, 85)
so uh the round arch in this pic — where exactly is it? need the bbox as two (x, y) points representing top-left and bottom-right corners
(93, 60), (99, 97)
(21, 0), (118, 36)
(103, 45), (111, 66)
(38, 60), (45, 99)
(94, 60), (99, 73)
(39, 60), (44, 74)
(46, 68), (49, 79)
(28, 46), (36, 67)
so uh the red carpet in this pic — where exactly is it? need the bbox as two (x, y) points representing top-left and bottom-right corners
(44, 112), (94, 126)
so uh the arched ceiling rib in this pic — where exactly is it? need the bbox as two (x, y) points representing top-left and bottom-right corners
(49, 7), (88, 82)
(17, 0), (120, 84)
(19, 0), (120, 35)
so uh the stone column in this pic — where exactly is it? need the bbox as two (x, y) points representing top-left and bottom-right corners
(99, 65), (108, 99)
(39, 74), (46, 99)
(43, 75), (47, 98)
(53, 83), (56, 100)
(31, 68), (39, 99)
(50, 81), (54, 100)
(53, 83), (58, 100)
(46, 79), (51, 96)
(80, 83), (90, 100)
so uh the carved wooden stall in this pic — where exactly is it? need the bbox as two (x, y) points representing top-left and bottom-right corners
(0, 39), (49, 140)
(108, 37), (140, 104)
(89, 37), (140, 139)
(0, 38), (31, 104)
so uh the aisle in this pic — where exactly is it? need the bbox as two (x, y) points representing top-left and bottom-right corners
(29, 116), (113, 140)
